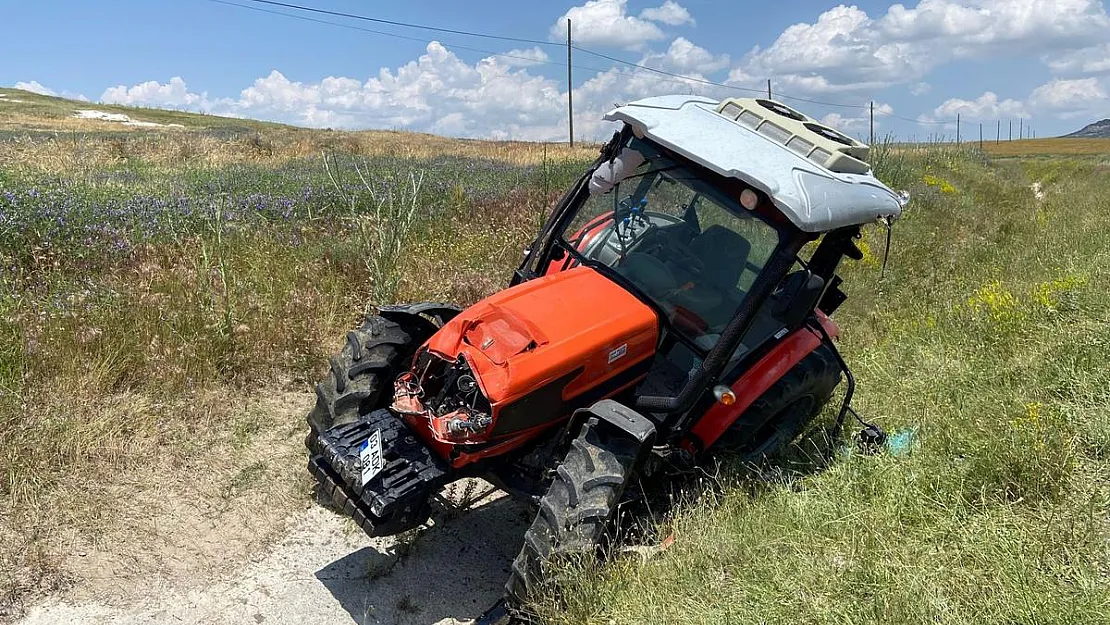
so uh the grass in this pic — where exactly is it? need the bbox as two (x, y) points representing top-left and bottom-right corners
(1, 100), (1108, 623)
(0, 114), (588, 615)
(536, 141), (1110, 624)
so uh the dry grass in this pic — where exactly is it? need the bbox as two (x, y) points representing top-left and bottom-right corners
(0, 87), (598, 175)
(983, 137), (1110, 157)
(0, 127), (597, 176)
(0, 119), (584, 617)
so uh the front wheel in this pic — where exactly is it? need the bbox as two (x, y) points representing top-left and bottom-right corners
(306, 315), (414, 449)
(505, 420), (639, 610)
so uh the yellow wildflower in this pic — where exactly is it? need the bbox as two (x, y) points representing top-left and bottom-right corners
(923, 174), (958, 195)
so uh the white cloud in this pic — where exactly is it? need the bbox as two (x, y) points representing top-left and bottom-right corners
(929, 92), (1029, 121)
(820, 102), (892, 136)
(1028, 77), (1108, 118)
(550, 0), (693, 50)
(96, 43), (577, 140)
(1044, 43), (1110, 75)
(735, 0), (1110, 96)
(910, 82), (932, 96)
(101, 76), (208, 108)
(500, 47), (550, 68)
(14, 80), (56, 96)
(13, 80), (89, 101)
(639, 1), (694, 26)
(640, 37), (729, 75)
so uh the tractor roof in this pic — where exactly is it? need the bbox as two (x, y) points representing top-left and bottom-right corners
(604, 95), (905, 233)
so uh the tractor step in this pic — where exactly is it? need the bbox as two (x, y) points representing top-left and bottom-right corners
(310, 408), (449, 536)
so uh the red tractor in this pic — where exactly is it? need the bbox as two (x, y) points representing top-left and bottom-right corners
(305, 96), (906, 609)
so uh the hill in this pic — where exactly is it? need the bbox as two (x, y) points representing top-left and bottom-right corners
(0, 87), (594, 167)
(1063, 118), (1110, 138)
(0, 87), (294, 133)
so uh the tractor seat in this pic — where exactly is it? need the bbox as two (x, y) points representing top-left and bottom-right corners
(670, 225), (751, 328)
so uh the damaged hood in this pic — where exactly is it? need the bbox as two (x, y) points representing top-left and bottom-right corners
(423, 267), (658, 405)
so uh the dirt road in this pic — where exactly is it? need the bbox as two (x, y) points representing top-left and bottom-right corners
(18, 472), (528, 624)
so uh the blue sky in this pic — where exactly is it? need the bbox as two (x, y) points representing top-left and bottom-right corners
(3, 0), (1108, 140)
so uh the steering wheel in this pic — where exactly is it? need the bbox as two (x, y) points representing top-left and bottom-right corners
(615, 252), (676, 298)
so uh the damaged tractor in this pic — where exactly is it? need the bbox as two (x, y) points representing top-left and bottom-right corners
(304, 95), (908, 611)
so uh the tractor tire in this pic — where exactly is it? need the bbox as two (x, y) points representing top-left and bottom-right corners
(505, 421), (639, 610)
(720, 343), (842, 462)
(306, 315), (413, 448)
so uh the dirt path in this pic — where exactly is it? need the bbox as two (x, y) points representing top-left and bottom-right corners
(11, 385), (531, 625)
(19, 483), (529, 625)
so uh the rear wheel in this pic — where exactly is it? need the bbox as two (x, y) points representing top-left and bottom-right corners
(306, 315), (413, 451)
(718, 344), (842, 462)
(505, 421), (639, 611)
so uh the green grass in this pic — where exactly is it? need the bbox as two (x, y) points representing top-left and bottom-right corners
(1, 111), (1107, 623)
(537, 147), (1110, 624)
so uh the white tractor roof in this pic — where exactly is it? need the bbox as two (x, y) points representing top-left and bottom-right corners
(604, 95), (905, 233)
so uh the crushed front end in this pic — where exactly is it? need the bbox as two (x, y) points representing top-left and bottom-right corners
(393, 351), (496, 445)
(308, 408), (449, 537)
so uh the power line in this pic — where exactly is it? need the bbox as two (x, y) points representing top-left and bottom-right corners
(224, 0), (867, 111)
(233, 0), (554, 47)
(571, 46), (766, 97)
(203, 0), (609, 72)
(573, 46), (866, 109)
(203, 0), (782, 98)
(203, 0), (986, 131)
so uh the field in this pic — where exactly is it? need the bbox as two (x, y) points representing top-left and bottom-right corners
(2, 91), (1109, 623)
(982, 137), (1110, 157)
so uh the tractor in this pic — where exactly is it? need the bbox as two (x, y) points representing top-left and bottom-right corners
(304, 95), (906, 611)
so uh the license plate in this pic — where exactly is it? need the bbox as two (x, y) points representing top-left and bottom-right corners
(359, 429), (384, 486)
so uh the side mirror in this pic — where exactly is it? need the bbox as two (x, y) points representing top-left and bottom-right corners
(771, 270), (826, 328)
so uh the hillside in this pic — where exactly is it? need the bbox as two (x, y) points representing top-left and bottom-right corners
(0, 87), (295, 133)
(0, 87), (595, 168)
(1063, 118), (1110, 138)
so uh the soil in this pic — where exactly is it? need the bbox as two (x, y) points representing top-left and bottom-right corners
(12, 390), (531, 625)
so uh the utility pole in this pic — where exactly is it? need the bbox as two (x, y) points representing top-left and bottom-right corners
(979, 123), (983, 151)
(956, 113), (961, 145)
(996, 119), (1001, 143)
(767, 79), (772, 99)
(869, 101), (874, 145)
(1019, 118), (1023, 140)
(566, 18), (573, 147)
(1009, 120), (1012, 141)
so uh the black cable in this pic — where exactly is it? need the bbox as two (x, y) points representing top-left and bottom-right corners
(234, 0), (554, 47)
(573, 46), (868, 110)
(206, 0), (972, 128)
(880, 218), (892, 280)
(203, 0), (599, 70)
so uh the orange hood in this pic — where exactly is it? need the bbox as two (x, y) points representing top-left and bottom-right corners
(423, 266), (658, 407)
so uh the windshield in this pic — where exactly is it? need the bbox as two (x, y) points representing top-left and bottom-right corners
(560, 139), (781, 352)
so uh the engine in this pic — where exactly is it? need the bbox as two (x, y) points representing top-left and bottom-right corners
(393, 352), (493, 443)
(390, 266), (659, 450)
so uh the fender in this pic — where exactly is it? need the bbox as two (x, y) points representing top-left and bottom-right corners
(376, 301), (461, 340)
(685, 313), (839, 454)
(569, 399), (657, 467)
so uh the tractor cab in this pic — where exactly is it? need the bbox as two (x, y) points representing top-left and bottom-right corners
(511, 95), (907, 428)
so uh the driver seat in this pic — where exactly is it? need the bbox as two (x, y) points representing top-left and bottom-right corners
(671, 226), (751, 328)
